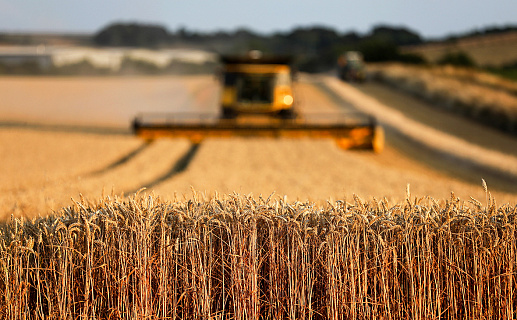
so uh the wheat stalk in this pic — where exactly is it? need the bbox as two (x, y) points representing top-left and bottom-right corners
(0, 193), (515, 319)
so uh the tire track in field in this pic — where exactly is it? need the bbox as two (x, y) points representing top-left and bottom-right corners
(306, 79), (363, 113)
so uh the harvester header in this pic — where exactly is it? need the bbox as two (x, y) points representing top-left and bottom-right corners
(133, 112), (384, 152)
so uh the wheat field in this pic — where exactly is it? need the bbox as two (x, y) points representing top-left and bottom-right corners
(1, 74), (516, 319)
(1, 193), (515, 319)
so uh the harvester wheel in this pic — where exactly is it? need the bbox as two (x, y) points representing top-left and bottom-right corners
(372, 126), (385, 153)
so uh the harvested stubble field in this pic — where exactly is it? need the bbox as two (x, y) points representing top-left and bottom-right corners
(1, 194), (516, 319)
(401, 31), (517, 67)
(1, 74), (517, 319)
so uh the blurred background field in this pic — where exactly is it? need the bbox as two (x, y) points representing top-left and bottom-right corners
(1, 74), (516, 219)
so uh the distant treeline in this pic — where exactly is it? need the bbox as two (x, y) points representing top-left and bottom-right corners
(92, 23), (425, 72)
(90, 22), (517, 72)
(1, 23), (517, 73)
(439, 25), (517, 43)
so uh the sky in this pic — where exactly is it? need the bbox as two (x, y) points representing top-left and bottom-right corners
(0, 0), (516, 39)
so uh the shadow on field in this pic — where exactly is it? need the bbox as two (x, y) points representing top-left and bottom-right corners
(0, 121), (130, 135)
(125, 142), (201, 194)
(87, 142), (153, 176)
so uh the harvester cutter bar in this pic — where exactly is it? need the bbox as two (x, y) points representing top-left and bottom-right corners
(132, 112), (383, 152)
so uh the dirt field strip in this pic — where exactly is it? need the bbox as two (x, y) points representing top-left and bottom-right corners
(367, 64), (517, 134)
(354, 81), (517, 158)
(294, 76), (350, 113)
(323, 76), (517, 178)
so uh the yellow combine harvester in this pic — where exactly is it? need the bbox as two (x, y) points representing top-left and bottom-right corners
(132, 51), (384, 153)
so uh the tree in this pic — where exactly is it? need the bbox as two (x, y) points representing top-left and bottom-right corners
(93, 23), (169, 48)
(438, 51), (476, 67)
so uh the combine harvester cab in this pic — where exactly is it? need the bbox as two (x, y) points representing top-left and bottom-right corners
(132, 51), (384, 153)
(219, 51), (297, 119)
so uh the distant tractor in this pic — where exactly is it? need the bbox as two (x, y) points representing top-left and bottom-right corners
(337, 51), (366, 82)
